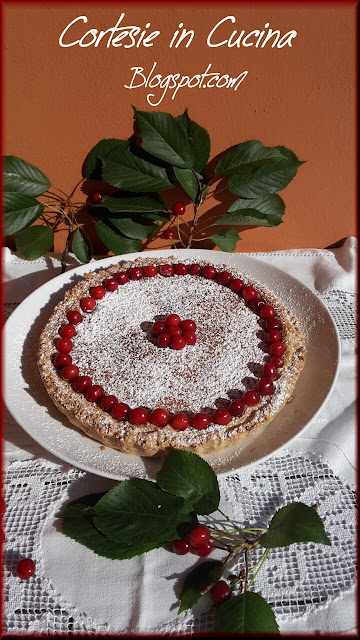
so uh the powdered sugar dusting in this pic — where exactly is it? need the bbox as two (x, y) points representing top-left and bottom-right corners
(71, 275), (267, 413)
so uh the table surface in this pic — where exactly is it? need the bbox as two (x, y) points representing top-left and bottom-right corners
(2, 241), (358, 636)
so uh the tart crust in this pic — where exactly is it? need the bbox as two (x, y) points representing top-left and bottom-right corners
(37, 256), (306, 457)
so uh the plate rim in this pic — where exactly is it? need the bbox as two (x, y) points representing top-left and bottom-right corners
(4, 248), (340, 479)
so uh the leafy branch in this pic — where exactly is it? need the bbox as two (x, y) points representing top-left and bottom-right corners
(57, 450), (330, 634)
(3, 109), (305, 270)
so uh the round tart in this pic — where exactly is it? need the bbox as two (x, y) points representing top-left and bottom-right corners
(37, 256), (306, 457)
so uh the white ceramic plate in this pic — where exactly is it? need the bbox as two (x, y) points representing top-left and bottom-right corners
(4, 249), (340, 480)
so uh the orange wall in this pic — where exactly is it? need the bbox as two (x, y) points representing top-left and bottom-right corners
(3, 3), (357, 253)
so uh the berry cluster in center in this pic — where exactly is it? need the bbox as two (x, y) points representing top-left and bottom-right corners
(152, 314), (197, 350)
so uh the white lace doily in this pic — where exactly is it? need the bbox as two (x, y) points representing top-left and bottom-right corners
(4, 450), (356, 634)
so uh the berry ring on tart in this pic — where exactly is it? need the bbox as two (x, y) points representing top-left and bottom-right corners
(37, 256), (306, 457)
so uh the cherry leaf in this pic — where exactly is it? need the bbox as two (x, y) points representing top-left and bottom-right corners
(58, 494), (161, 560)
(15, 225), (54, 260)
(93, 479), (193, 545)
(259, 502), (331, 548)
(213, 591), (279, 633)
(156, 450), (220, 515)
(178, 560), (223, 614)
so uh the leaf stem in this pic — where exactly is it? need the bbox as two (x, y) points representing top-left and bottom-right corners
(246, 549), (270, 591)
(60, 219), (73, 274)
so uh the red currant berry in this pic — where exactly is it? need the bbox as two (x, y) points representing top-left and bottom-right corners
(210, 580), (232, 605)
(74, 376), (92, 393)
(67, 310), (82, 325)
(129, 407), (148, 426)
(91, 286), (106, 300)
(267, 330), (282, 344)
(201, 265), (217, 279)
(183, 330), (197, 345)
(92, 193), (103, 203)
(266, 317), (282, 331)
(162, 228), (176, 240)
(172, 202), (186, 216)
(217, 271), (232, 286)
(229, 399), (245, 417)
(104, 278), (118, 292)
(191, 413), (211, 430)
(159, 264), (175, 277)
(152, 321), (167, 336)
(157, 333), (171, 348)
(101, 395), (118, 412)
(189, 264), (201, 275)
(242, 286), (257, 301)
(150, 408), (169, 427)
(143, 265), (157, 278)
(56, 338), (73, 353)
(213, 409), (232, 425)
(54, 353), (72, 368)
(193, 541), (213, 557)
(174, 263), (188, 275)
(250, 298), (266, 314)
(243, 390), (260, 406)
(171, 336), (186, 350)
(260, 304), (275, 320)
(81, 297), (96, 312)
(189, 525), (211, 547)
(180, 319), (196, 332)
(230, 279), (245, 293)
(263, 363), (277, 378)
(111, 402), (130, 420)
(173, 538), (190, 555)
(168, 326), (183, 337)
(257, 378), (274, 395)
(86, 385), (105, 403)
(170, 413), (190, 430)
(166, 314), (181, 327)
(271, 355), (284, 369)
(62, 364), (79, 381)
(17, 558), (35, 580)
(128, 267), (143, 280)
(270, 342), (286, 356)
(116, 272), (129, 285)
(59, 324), (76, 339)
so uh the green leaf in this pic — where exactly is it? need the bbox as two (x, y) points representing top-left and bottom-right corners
(178, 560), (223, 614)
(4, 156), (51, 196)
(83, 139), (128, 179)
(213, 592), (279, 633)
(228, 154), (303, 198)
(134, 108), (194, 169)
(4, 192), (44, 235)
(173, 167), (199, 202)
(95, 219), (142, 254)
(102, 146), (173, 192)
(59, 494), (161, 560)
(93, 478), (192, 545)
(215, 195), (285, 228)
(156, 450), (220, 515)
(211, 229), (240, 252)
(176, 110), (211, 172)
(106, 216), (158, 240)
(15, 225), (54, 260)
(259, 502), (331, 548)
(92, 192), (168, 214)
(215, 140), (284, 177)
(72, 228), (93, 263)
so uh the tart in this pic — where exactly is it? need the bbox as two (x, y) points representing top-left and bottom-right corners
(37, 256), (306, 457)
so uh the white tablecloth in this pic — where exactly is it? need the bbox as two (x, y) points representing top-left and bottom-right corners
(3, 240), (357, 635)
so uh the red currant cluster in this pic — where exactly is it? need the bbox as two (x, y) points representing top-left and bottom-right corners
(173, 525), (232, 605)
(152, 314), (196, 350)
(53, 262), (286, 431)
